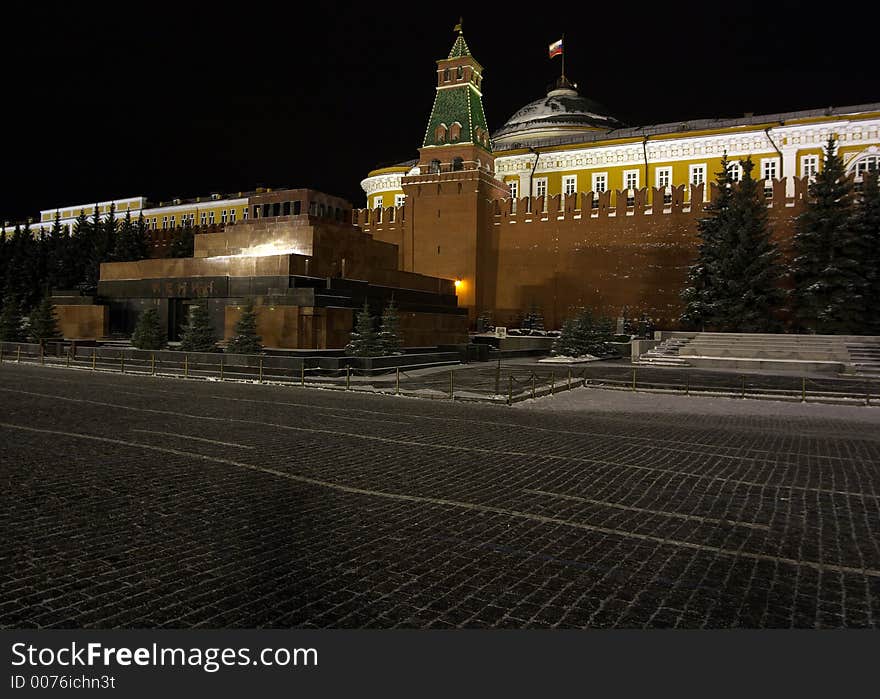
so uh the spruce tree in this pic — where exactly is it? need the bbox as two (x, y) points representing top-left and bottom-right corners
(792, 137), (862, 333)
(70, 210), (92, 292)
(179, 303), (219, 352)
(377, 299), (403, 355)
(28, 295), (62, 343)
(113, 210), (149, 262)
(169, 221), (195, 258)
(851, 171), (880, 333)
(345, 300), (379, 356)
(0, 294), (26, 342)
(680, 153), (734, 329)
(131, 307), (166, 350)
(225, 298), (263, 354)
(714, 157), (784, 332)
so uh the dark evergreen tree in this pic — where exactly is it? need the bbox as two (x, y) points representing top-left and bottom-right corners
(70, 210), (93, 291)
(225, 298), (263, 354)
(852, 171), (880, 333)
(113, 210), (149, 262)
(377, 299), (403, 355)
(345, 300), (379, 356)
(792, 137), (863, 333)
(714, 157), (785, 332)
(0, 293), (26, 342)
(680, 153), (735, 329)
(553, 308), (616, 357)
(169, 220), (195, 258)
(130, 307), (166, 350)
(521, 305), (545, 332)
(46, 211), (69, 290)
(179, 303), (220, 352)
(476, 310), (494, 333)
(28, 295), (62, 343)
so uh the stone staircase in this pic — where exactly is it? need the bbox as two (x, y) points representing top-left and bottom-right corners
(635, 337), (693, 366)
(635, 333), (880, 375)
(846, 342), (880, 376)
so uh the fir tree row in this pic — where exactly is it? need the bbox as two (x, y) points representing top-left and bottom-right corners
(680, 138), (880, 334)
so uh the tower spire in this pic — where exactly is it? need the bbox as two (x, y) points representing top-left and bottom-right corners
(454, 16), (463, 34)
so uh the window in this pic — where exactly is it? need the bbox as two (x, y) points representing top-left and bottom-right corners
(443, 67), (450, 82)
(853, 155), (879, 179)
(534, 178), (547, 197)
(508, 181), (518, 199)
(435, 123), (447, 143)
(373, 196), (383, 209)
(624, 170), (639, 190)
(209, 211), (215, 224)
(562, 175), (577, 196)
(221, 210), (227, 223)
(449, 122), (461, 143)
(728, 161), (742, 182)
(656, 167), (671, 189)
(170, 215), (176, 228)
(282, 202), (290, 216)
(161, 216), (168, 230)
(592, 172), (607, 193)
(801, 155), (819, 179)
(394, 194), (406, 207)
(230, 209), (236, 223)
(690, 164), (706, 186)
(761, 158), (778, 181)
(456, 66), (462, 79)
(200, 212), (207, 225)
(452, 157), (464, 171)
(242, 207), (248, 220)
(430, 159), (441, 174)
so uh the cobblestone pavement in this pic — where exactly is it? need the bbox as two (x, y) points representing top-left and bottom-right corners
(1, 362), (878, 629)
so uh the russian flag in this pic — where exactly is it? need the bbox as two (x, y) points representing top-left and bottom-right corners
(548, 38), (563, 58)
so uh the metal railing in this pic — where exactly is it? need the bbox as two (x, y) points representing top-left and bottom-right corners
(2, 343), (878, 407)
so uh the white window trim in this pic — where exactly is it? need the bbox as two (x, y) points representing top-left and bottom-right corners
(728, 161), (743, 182)
(623, 169), (640, 191)
(591, 172), (608, 193)
(394, 194), (406, 207)
(508, 180), (518, 198)
(533, 177), (548, 198)
(800, 154), (819, 179)
(562, 175), (577, 196)
(761, 157), (780, 182)
(689, 164), (706, 186)
(655, 167), (672, 189)
(373, 196), (383, 209)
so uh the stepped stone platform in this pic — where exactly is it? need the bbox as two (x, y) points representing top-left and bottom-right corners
(636, 332), (880, 375)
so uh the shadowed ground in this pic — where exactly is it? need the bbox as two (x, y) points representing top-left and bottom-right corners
(1, 362), (878, 628)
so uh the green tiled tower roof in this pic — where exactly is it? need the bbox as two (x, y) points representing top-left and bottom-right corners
(422, 33), (491, 152)
(448, 34), (471, 58)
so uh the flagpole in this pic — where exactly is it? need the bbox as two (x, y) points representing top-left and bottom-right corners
(561, 33), (565, 81)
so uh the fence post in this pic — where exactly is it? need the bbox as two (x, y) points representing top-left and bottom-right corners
(17, 345), (21, 363)
(346, 366), (351, 390)
(801, 376), (806, 403)
(396, 367), (400, 395)
(301, 364), (305, 387)
(550, 372), (554, 396)
(259, 358), (263, 383)
(531, 374), (536, 400)
(120, 352), (125, 374)
(508, 375), (513, 406)
(219, 356), (223, 381)
(150, 353), (155, 376)
(685, 373), (690, 396)
(495, 360), (501, 395)
(866, 382), (871, 407)
(567, 368), (572, 391)
(449, 369), (454, 400)
(741, 374), (745, 399)
(40, 343), (44, 365)
(92, 349), (96, 370)
(632, 367), (637, 391)
(66, 348), (71, 368)
(184, 354), (188, 378)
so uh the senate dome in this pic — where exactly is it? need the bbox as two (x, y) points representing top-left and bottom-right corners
(491, 77), (622, 150)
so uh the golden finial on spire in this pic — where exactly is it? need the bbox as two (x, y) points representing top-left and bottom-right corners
(454, 17), (463, 34)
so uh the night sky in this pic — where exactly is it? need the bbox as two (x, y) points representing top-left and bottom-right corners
(3, 1), (877, 223)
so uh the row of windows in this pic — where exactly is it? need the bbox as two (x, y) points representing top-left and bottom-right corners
(372, 194), (407, 209)
(506, 157), (813, 200)
(149, 208), (246, 230)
